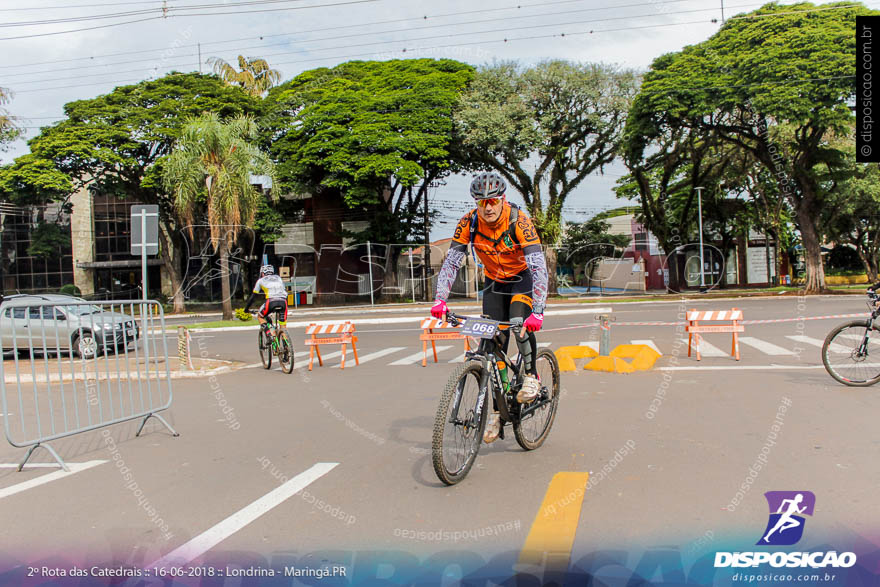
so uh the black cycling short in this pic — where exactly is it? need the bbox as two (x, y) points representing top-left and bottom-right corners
(260, 299), (288, 323)
(481, 270), (537, 373)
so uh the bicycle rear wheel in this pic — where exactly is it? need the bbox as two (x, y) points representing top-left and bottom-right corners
(514, 348), (561, 450)
(822, 320), (880, 386)
(432, 361), (487, 485)
(278, 330), (295, 374)
(258, 327), (272, 369)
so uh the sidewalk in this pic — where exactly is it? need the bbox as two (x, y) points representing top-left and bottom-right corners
(2, 355), (243, 384)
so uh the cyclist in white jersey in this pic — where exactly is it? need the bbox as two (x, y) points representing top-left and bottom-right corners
(244, 265), (289, 329)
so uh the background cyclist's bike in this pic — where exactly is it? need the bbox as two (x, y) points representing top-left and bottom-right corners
(432, 311), (560, 485)
(256, 308), (295, 374)
(822, 290), (880, 386)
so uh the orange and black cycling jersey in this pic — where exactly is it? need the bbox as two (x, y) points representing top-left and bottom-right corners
(451, 203), (542, 282)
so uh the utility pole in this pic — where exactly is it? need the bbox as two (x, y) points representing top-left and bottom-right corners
(721, 0), (725, 23)
(696, 187), (707, 293)
(423, 185), (430, 301)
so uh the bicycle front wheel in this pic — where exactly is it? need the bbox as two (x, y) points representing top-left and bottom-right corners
(432, 361), (487, 486)
(278, 330), (295, 374)
(514, 348), (561, 450)
(258, 328), (272, 370)
(822, 320), (880, 386)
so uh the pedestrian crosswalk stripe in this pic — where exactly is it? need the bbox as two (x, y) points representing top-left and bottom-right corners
(578, 341), (599, 352)
(680, 337), (727, 357)
(786, 335), (848, 354)
(294, 349), (352, 369)
(332, 347), (405, 368)
(738, 337), (795, 356)
(631, 339), (663, 355)
(390, 346), (452, 366)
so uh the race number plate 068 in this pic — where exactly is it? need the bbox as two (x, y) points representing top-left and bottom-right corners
(462, 318), (499, 339)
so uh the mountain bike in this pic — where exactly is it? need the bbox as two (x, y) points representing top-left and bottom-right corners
(431, 311), (560, 485)
(256, 308), (295, 374)
(822, 290), (880, 386)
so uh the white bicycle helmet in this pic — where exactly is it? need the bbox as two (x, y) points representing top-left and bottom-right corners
(470, 172), (506, 200)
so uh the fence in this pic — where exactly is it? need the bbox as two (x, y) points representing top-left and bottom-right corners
(0, 299), (177, 471)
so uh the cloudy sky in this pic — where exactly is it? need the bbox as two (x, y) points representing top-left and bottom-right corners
(0, 0), (801, 237)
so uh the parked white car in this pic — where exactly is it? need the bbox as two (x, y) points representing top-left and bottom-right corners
(0, 294), (140, 359)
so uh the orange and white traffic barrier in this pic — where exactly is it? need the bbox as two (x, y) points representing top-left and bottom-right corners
(686, 308), (744, 361)
(420, 318), (472, 367)
(305, 321), (359, 371)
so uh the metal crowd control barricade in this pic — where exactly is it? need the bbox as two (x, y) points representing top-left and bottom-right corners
(686, 308), (744, 361)
(0, 299), (177, 471)
(419, 318), (471, 367)
(305, 321), (359, 371)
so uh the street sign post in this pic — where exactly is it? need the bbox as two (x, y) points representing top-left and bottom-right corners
(131, 205), (159, 301)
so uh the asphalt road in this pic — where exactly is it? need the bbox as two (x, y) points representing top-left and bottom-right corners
(1, 294), (879, 584)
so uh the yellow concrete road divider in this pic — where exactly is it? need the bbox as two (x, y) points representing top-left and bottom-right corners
(555, 346), (599, 371)
(580, 344), (662, 374)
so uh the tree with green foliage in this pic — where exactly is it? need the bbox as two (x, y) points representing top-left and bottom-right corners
(618, 125), (735, 291)
(456, 60), (639, 292)
(560, 217), (630, 287)
(627, 2), (875, 293)
(163, 113), (277, 320)
(0, 86), (19, 149)
(823, 159), (880, 281)
(5, 72), (258, 312)
(262, 59), (474, 294)
(208, 55), (282, 97)
(27, 222), (71, 259)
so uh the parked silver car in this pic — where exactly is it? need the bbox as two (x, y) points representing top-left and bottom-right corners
(0, 294), (140, 359)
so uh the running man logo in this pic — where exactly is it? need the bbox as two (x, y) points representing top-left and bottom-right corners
(758, 491), (816, 546)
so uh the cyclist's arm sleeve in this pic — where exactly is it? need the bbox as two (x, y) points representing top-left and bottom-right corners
(515, 215), (547, 313)
(434, 244), (468, 302)
(244, 291), (258, 312)
(524, 246), (548, 314)
(871, 281), (880, 291)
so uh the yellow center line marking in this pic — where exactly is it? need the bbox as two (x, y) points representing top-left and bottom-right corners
(519, 471), (589, 567)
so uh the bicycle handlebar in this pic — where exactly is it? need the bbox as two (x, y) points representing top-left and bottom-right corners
(445, 311), (522, 332)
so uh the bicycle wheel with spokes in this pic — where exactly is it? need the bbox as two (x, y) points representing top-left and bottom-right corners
(258, 328), (272, 370)
(514, 348), (561, 450)
(822, 320), (880, 386)
(432, 361), (487, 486)
(278, 330), (295, 374)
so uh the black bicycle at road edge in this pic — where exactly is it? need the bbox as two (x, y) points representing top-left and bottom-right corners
(431, 311), (561, 485)
(822, 289), (880, 386)
(255, 307), (295, 374)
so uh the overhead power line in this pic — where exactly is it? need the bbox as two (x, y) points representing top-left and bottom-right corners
(0, 0), (705, 72)
(0, 0), (380, 41)
(4, 1), (733, 85)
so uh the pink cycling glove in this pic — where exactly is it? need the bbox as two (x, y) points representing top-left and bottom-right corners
(430, 299), (448, 320)
(524, 313), (544, 333)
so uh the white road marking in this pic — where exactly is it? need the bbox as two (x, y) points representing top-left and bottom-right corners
(631, 340), (663, 355)
(242, 352), (309, 369)
(150, 462), (338, 568)
(390, 346), (452, 366)
(185, 307), (615, 332)
(293, 349), (352, 370)
(333, 347), (405, 367)
(787, 335), (848, 354)
(0, 460), (106, 500)
(680, 337), (728, 357)
(579, 341), (599, 352)
(738, 337), (796, 356)
(660, 363), (880, 371)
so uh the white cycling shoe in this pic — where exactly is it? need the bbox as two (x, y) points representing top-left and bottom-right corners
(517, 374), (541, 403)
(483, 413), (501, 444)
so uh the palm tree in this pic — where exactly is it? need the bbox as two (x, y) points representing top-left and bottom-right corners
(207, 55), (282, 97)
(162, 113), (277, 320)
